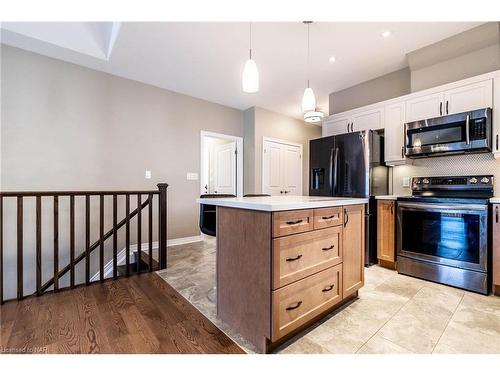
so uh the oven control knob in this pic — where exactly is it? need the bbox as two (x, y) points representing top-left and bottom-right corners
(422, 178), (430, 184)
(470, 177), (478, 184)
(481, 177), (490, 184)
(414, 179), (421, 184)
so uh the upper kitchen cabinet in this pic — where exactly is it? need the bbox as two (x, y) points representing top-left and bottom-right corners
(384, 101), (406, 165)
(323, 106), (384, 137)
(493, 76), (500, 157)
(405, 79), (493, 123)
(444, 80), (492, 115)
(405, 92), (444, 123)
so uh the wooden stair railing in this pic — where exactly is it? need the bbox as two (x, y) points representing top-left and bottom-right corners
(0, 183), (168, 303)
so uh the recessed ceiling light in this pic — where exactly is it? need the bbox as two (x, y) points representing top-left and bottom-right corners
(328, 56), (336, 63)
(381, 30), (391, 38)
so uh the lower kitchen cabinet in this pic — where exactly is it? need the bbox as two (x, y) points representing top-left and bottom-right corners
(493, 204), (500, 296)
(342, 204), (365, 297)
(377, 200), (396, 269)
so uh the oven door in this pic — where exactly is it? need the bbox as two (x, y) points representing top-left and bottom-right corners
(397, 202), (488, 272)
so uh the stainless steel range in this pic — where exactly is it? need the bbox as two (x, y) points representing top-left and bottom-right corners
(397, 175), (493, 295)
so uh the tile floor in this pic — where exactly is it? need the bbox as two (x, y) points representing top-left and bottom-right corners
(157, 238), (500, 354)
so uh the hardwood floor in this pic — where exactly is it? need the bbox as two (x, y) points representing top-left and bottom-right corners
(0, 273), (245, 354)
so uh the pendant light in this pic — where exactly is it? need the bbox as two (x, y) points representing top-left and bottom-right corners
(301, 21), (316, 113)
(242, 22), (259, 93)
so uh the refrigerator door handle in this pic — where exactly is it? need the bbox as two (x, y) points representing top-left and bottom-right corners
(329, 147), (334, 194)
(333, 147), (339, 194)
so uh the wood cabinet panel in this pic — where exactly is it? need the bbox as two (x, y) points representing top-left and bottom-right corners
(342, 204), (365, 298)
(405, 92), (444, 122)
(493, 204), (500, 296)
(272, 264), (342, 341)
(444, 80), (493, 115)
(377, 200), (396, 268)
(313, 206), (343, 229)
(272, 209), (314, 237)
(273, 226), (342, 289)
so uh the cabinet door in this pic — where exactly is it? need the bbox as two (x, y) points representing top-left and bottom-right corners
(493, 204), (500, 296)
(322, 116), (350, 137)
(282, 144), (303, 195)
(351, 107), (384, 132)
(262, 141), (284, 196)
(342, 204), (365, 297)
(492, 77), (500, 157)
(405, 92), (444, 122)
(444, 80), (493, 115)
(377, 200), (395, 265)
(384, 102), (406, 164)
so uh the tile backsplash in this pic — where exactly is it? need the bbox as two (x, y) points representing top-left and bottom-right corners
(392, 153), (500, 197)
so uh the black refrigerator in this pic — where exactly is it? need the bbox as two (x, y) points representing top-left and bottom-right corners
(309, 130), (388, 266)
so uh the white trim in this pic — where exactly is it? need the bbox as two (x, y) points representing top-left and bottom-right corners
(261, 136), (304, 196)
(89, 235), (204, 282)
(200, 130), (244, 197)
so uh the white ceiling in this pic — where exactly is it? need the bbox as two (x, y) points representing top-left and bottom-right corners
(1, 22), (483, 120)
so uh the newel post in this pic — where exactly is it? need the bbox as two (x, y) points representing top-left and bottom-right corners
(157, 183), (169, 270)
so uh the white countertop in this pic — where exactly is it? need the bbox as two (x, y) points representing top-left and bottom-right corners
(197, 195), (369, 212)
(375, 195), (399, 200)
(491, 198), (500, 203)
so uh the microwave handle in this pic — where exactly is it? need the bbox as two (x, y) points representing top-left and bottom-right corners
(465, 115), (470, 145)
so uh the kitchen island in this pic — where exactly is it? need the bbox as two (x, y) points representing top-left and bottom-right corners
(197, 195), (368, 353)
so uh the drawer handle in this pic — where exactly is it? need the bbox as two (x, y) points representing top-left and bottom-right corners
(286, 219), (303, 225)
(286, 254), (303, 262)
(286, 301), (302, 311)
(322, 245), (335, 251)
(322, 284), (335, 292)
(321, 215), (336, 220)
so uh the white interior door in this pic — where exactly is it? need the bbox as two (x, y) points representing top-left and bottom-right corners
(282, 144), (302, 195)
(262, 139), (303, 196)
(213, 141), (236, 194)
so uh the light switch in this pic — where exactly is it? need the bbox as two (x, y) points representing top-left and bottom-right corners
(187, 172), (199, 181)
(145, 170), (152, 179)
(402, 176), (410, 187)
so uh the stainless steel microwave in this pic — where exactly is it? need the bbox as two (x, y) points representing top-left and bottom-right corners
(405, 108), (492, 158)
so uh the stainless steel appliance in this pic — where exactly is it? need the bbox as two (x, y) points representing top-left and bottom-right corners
(397, 175), (493, 294)
(309, 130), (389, 266)
(405, 108), (492, 158)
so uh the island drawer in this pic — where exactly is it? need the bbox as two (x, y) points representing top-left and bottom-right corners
(313, 207), (343, 229)
(272, 209), (314, 238)
(272, 226), (342, 289)
(272, 264), (343, 341)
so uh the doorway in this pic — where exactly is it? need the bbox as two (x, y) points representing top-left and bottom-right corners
(200, 131), (243, 197)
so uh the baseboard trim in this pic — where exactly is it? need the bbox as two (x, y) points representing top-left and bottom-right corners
(89, 235), (204, 281)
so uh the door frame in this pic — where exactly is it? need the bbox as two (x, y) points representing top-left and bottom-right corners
(261, 137), (303, 195)
(200, 130), (243, 197)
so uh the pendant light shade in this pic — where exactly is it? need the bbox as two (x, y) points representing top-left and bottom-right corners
(242, 57), (259, 93)
(302, 86), (316, 113)
(242, 23), (259, 93)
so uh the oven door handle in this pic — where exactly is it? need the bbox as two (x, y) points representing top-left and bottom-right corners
(398, 202), (487, 212)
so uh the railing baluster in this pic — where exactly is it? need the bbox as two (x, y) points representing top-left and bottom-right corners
(70, 195), (75, 288)
(53, 196), (59, 291)
(148, 193), (153, 272)
(137, 194), (141, 274)
(36, 196), (42, 295)
(17, 197), (23, 300)
(85, 195), (90, 285)
(0, 196), (3, 304)
(125, 194), (130, 276)
(99, 194), (104, 282)
(113, 194), (117, 279)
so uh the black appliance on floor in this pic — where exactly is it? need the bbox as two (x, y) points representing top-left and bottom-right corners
(309, 130), (389, 266)
(397, 175), (493, 295)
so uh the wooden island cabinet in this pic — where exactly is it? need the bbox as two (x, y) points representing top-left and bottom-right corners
(198, 196), (367, 353)
(377, 199), (396, 269)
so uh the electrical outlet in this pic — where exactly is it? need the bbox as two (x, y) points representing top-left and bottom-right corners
(186, 172), (199, 181)
(145, 170), (152, 179)
(402, 176), (410, 187)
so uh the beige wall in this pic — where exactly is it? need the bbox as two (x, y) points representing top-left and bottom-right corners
(244, 106), (321, 194)
(1, 45), (243, 238)
(329, 68), (411, 114)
